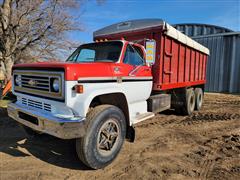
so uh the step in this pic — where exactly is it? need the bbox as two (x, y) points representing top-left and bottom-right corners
(132, 112), (155, 125)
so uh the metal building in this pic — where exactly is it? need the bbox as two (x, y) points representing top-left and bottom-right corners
(174, 23), (240, 93)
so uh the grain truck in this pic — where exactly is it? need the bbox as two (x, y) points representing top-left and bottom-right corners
(7, 19), (209, 169)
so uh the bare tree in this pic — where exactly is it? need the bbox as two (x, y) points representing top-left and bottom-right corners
(0, 0), (85, 81)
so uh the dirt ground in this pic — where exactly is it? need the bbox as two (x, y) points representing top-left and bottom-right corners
(0, 93), (239, 180)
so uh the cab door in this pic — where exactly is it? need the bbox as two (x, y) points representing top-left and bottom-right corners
(112, 44), (153, 104)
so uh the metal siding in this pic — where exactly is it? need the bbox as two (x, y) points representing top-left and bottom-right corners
(174, 24), (232, 36)
(194, 34), (240, 93)
(174, 24), (240, 93)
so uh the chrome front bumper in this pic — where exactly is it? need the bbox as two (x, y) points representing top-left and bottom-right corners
(7, 103), (86, 139)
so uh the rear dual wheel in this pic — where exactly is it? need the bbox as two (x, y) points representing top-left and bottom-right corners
(194, 88), (203, 110)
(175, 87), (203, 115)
(182, 88), (196, 115)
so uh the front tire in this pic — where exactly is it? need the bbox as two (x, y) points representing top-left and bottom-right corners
(76, 105), (126, 169)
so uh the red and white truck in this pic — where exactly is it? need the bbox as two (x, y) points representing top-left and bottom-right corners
(8, 19), (209, 169)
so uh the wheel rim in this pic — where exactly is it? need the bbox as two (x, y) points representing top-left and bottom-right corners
(190, 93), (195, 111)
(97, 119), (120, 156)
(198, 93), (202, 107)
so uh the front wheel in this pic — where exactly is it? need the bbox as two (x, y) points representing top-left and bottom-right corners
(76, 105), (126, 169)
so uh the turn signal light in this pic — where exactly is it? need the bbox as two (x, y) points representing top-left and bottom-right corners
(74, 85), (84, 94)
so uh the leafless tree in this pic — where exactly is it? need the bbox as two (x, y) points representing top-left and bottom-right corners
(0, 0), (85, 81)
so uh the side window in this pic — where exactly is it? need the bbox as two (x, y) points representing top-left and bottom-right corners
(123, 45), (144, 66)
(133, 46), (144, 59)
(76, 49), (95, 62)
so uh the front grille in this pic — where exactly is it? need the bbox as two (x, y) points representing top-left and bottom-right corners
(21, 75), (50, 92)
(13, 70), (64, 101)
(22, 98), (52, 112)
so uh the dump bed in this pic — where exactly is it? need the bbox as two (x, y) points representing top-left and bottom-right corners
(94, 19), (209, 91)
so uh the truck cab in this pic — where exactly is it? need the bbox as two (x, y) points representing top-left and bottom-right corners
(8, 39), (155, 169)
(66, 40), (153, 124)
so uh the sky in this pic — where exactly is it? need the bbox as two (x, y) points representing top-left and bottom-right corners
(68, 0), (240, 44)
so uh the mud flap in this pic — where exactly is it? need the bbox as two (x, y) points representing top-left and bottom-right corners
(126, 126), (135, 143)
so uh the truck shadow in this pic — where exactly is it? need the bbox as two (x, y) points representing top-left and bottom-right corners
(0, 113), (91, 170)
(160, 109), (183, 116)
(1, 108), (180, 171)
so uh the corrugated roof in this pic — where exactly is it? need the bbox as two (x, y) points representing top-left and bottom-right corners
(173, 23), (234, 37)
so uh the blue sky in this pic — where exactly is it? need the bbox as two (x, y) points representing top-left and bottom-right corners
(68, 0), (240, 44)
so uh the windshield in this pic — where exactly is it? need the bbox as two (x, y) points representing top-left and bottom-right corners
(66, 41), (123, 63)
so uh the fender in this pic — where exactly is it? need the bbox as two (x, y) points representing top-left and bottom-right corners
(65, 81), (129, 118)
(82, 87), (128, 116)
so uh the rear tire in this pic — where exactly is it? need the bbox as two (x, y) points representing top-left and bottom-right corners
(182, 88), (195, 115)
(194, 88), (203, 110)
(76, 105), (126, 169)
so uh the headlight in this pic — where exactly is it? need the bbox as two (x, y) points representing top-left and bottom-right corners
(52, 78), (60, 92)
(15, 75), (21, 86)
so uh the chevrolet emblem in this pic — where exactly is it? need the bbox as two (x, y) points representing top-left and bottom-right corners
(28, 79), (37, 86)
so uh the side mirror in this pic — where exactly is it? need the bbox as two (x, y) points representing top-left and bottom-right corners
(145, 40), (156, 65)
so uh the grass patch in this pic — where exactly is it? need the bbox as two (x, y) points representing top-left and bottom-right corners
(0, 100), (11, 108)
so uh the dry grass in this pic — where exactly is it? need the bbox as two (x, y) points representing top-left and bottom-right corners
(0, 100), (11, 108)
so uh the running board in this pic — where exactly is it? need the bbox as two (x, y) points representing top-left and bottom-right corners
(132, 112), (155, 125)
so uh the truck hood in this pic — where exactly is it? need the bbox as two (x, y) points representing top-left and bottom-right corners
(13, 61), (113, 81)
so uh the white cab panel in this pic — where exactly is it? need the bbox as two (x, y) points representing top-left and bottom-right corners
(65, 79), (152, 124)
